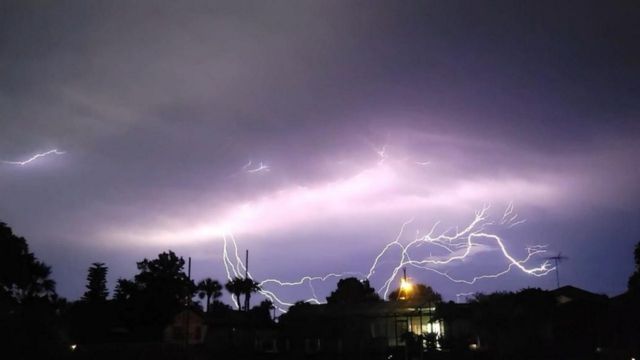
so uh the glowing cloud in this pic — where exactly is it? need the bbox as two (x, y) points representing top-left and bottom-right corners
(107, 158), (561, 246)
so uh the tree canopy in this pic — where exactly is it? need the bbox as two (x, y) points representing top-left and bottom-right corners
(225, 276), (261, 311)
(0, 221), (65, 356)
(114, 251), (195, 340)
(82, 262), (109, 302)
(326, 277), (380, 305)
(0, 222), (56, 304)
(197, 278), (222, 312)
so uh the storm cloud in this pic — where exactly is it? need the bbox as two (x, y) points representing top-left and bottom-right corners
(1, 0), (639, 302)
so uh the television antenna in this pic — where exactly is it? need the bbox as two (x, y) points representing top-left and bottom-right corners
(545, 252), (569, 288)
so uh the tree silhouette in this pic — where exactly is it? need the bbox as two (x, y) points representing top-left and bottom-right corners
(114, 278), (137, 301)
(250, 299), (275, 324)
(0, 221), (56, 303)
(197, 278), (222, 312)
(225, 277), (261, 311)
(67, 263), (113, 344)
(388, 283), (442, 303)
(114, 251), (194, 340)
(326, 277), (380, 305)
(225, 277), (244, 309)
(468, 288), (556, 358)
(240, 277), (261, 311)
(82, 262), (109, 302)
(0, 221), (64, 356)
(628, 241), (640, 292)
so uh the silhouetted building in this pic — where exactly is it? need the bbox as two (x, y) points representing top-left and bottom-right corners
(279, 300), (443, 358)
(552, 285), (608, 304)
(605, 291), (640, 359)
(163, 308), (207, 344)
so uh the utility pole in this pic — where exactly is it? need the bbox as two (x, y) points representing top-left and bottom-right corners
(245, 250), (249, 279)
(244, 250), (250, 312)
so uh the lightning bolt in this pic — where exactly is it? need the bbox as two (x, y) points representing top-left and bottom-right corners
(370, 143), (433, 168)
(2, 149), (65, 166)
(375, 145), (387, 165)
(499, 202), (527, 228)
(375, 206), (552, 298)
(455, 292), (475, 303)
(243, 160), (270, 173)
(221, 232), (359, 312)
(217, 205), (553, 312)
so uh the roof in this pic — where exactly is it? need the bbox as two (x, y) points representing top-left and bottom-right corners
(284, 300), (437, 320)
(169, 308), (206, 327)
(551, 285), (607, 304)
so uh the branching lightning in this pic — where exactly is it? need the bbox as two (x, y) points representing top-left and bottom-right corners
(243, 160), (270, 173)
(455, 292), (475, 303)
(375, 145), (388, 165)
(220, 232), (360, 312)
(218, 204), (553, 312)
(2, 149), (65, 166)
(370, 143), (435, 169)
(371, 205), (553, 299)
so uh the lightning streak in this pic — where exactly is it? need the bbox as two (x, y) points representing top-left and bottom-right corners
(218, 205), (553, 311)
(375, 145), (387, 165)
(376, 207), (553, 297)
(243, 160), (270, 173)
(455, 292), (475, 303)
(2, 149), (65, 166)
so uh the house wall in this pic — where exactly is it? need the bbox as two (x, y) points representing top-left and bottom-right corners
(163, 311), (207, 344)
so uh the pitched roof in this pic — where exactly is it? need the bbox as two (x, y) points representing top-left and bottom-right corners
(551, 285), (607, 303)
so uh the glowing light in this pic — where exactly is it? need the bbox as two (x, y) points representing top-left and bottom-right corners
(399, 277), (413, 300)
(70, 344), (77, 351)
(2, 149), (65, 166)
(400, 278), (412, 291)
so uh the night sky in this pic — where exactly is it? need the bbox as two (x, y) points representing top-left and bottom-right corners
(1, 1), (639, 305)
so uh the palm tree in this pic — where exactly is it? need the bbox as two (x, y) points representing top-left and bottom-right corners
(225, 277), (244, 310)
(197, 278), (222, 312)
(225, 277), (261, 311)
(240, 277), (261, 312)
